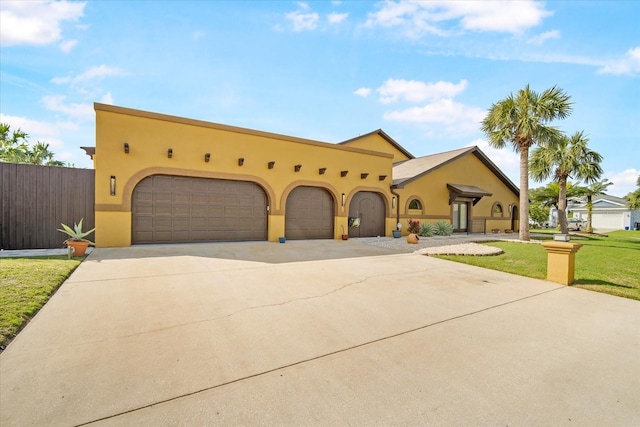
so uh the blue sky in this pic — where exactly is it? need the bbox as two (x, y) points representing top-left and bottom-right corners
(1, 0), (639, 196)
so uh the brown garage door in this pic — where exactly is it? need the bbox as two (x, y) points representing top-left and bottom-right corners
(285, 186), (334, 239)
(132, 175), (267, 244)
(348, 191), (386, 238)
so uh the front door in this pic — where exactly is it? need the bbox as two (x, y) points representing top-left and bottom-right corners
(348, 192), (386, 238)
(452, 202), (468, 232)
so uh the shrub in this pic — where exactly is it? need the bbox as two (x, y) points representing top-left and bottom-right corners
(433, 220), (453, 236)
(419, 222), (435, 237)
(407, 219), (421, 234)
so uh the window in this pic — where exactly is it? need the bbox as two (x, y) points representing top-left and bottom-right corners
(492, 202), (503, 217)
(408, 199), (422, 210)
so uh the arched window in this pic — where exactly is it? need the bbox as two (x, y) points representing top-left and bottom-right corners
(492, 202), (504, 217)
(408, 199), (422, 210)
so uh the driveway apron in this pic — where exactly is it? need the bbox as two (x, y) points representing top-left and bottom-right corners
(1, 240), (639, 426)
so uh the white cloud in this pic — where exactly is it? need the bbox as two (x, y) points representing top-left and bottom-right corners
(365, 0), (551, 38)
(59, 39), (77, 53)
(328, 12), (348, 24)
(527, 30), (560, 45)
(383, 98), (485, 135)
(0, 113), (60, 137)
(51, 64), (125, 85)
(0, 0), (85, 46)
(286, 9), (319, 31)
(605, 169), (640, 197)
(100, 92), (114, 105)
(42, 95), (93, 121)
(468, 138), (520, 182)
(377, 79), (467, 104)
(354, 87), (372, 97)
(0, 113), (75, 149)
(598, 47), (640, 76)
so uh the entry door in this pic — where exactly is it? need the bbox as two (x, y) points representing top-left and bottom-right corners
(348, 192), (385, 238)
(452, 202), (468, 232)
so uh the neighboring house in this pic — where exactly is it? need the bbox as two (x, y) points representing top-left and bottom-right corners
(88, 103), (519, 247)
(569, 194), (640, 231)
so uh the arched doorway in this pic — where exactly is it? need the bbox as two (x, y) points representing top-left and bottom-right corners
(348, 192), (386, 238)
(511, 205), (519, 231)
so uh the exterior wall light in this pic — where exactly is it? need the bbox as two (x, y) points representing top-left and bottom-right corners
(392, 197), (396, 209)
(238, 158), (244, 166)
(110, 176), (116, 196)
(124, 142), (129, 154)
(340, 170), (348, 177)
(167, 148), (173, 158)
(204, 153), (210, 162)
(341, 193), (346, 206)
(268, 161), (275, 169)
(294, 164), (302, 172)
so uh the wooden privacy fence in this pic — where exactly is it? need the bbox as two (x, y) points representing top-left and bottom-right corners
(0, 163), (95, 250)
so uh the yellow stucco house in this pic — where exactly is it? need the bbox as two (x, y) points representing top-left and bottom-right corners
(89, 103), (519, 247)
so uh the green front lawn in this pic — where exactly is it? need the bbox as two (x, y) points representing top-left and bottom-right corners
(438, 230), (640, 300)
(0, 256), (81, 350)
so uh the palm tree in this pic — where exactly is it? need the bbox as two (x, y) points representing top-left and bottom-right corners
(626, 176), (640, 210)
(25, 141), (65, 166)
(0, 123), (29, 163)
(530, 131), (603, 234)
(581, 179), (613, 233)
(481, 85), (572, 241)
(530, 182), (584, 215)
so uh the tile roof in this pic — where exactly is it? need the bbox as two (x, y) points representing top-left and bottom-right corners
(392, 146), (520, 197)
(392, 147), (472, 186)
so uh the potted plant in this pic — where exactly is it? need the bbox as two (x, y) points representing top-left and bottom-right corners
(341, 225), (348, 240)
(392, 222), (402, 238)
(57, 218), (95, 256)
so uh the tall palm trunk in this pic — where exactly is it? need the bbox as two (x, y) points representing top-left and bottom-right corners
(586, 195), (593, 233)
(557, 176), (568, 234)
(519, 148), (530, 241)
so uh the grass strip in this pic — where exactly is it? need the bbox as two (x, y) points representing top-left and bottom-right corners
(0, 256), (81, 349)
(437, 230), (640, 301)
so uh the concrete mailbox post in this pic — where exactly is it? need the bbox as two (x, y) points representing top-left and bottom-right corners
(541, 241), (583, 285)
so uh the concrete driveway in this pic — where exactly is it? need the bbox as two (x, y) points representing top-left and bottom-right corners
(1, 240), (639, 426)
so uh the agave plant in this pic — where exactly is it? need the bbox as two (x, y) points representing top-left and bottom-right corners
(433, 220), (453, 236)
(419, 222), (435, 237)
(57, 218), (95, 244)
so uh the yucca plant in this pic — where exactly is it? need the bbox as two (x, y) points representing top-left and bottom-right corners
(419, 222), (435, 237)
(57, 218), (95, 244)
(433, 220), (453, 236)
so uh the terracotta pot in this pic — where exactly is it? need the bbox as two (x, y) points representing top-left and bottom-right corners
(407, 233), (420, 244)
(341, 234), (348, 240)
(66, 240), (90, 256)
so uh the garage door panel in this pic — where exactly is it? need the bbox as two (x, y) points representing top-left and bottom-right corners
(132, 175), (267, 244)
(136, 204), (153, 215)
(285, 186), (334, 239)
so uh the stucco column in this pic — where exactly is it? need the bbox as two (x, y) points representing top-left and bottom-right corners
(541, 241), (583, 285)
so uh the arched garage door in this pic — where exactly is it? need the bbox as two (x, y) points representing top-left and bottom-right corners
(285, 186), (334, 239)
(132, 175), (267, 244)
(348, 192), (386, 238)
